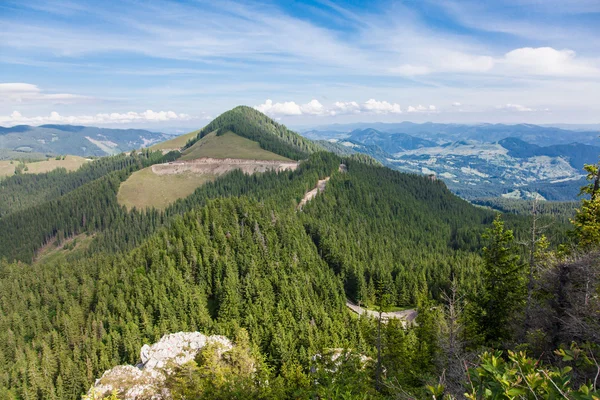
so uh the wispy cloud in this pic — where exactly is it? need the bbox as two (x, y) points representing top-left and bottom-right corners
(0, 83), (91, 104)
(0, 0), (599, 124)
(0, 109), (197, 126)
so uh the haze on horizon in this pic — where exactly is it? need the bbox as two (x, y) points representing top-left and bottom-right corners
(1, 0), (599, 130)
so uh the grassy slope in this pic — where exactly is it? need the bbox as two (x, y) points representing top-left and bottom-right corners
(181, 131), (292, 161)
(0, 161), (15, 177)
(0, 155), (89, 177)
(117, 167), (217, 210)
(150, 129), (200, 150)
(119, 131), (290, 210)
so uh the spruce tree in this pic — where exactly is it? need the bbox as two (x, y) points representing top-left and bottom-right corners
(474, 215), (525, 347)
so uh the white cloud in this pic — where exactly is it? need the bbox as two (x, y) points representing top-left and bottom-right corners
(496, 104), (534, 112)
(0, 110), (193, 126)
(331, 101), (361, 115)
(255, 99), (332, 116)
(362, 99), (402, 114)
(254, 99), (302, 116)
(407, 104), (437, 113)
(0, 82), (89, 103)
(300, 99), (328, 115)
(255, 99), (446, 117)
(500, 47), (600, 77)
(452, 102), (462, 107)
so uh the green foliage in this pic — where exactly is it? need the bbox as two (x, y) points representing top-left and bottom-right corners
(1, 108), (594, 399)
(473, 197), (577, 223)
(468, 215), (525, 347)
(464, 350), (599, 399)
(0, 150), (179, 261)
(302, 159), (492, 307)
(571, 163), (600, 249)
(0, 150), (178, 218)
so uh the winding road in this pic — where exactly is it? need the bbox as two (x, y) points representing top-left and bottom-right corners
(345, 300), (418, 327)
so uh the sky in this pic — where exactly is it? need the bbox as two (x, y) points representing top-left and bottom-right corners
(1, 0), (599, 131)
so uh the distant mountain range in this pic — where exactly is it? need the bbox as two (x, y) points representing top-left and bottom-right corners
(304, 122), (600, 146)
(303, 123), (600, 201)
(0, 124), (171, 158)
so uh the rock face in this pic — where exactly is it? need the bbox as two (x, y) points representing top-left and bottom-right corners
(86, 332), (232, 400)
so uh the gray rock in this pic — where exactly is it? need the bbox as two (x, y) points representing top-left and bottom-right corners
(85, 332), (232, 400)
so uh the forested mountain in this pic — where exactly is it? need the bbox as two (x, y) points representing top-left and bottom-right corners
(0, 125), (170, 157)
(185, 106), (323, 160)
(499, 137), (600, 167)
(348, 128), (437, 152)
(0, 107), (599, 399)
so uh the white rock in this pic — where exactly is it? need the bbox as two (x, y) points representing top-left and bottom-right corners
(86, 332), (232, 400)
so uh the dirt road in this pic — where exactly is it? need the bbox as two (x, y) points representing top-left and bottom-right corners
(298, 177), (330, 209)
(345, 300), (417, 327)
(151, 157), (299, 176)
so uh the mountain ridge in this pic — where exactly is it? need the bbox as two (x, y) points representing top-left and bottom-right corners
(0, 124), (170, 157)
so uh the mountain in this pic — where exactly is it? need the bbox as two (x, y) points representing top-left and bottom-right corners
(312, 129), (599, 200)
(185, 105), (323, 160)
(0, 124), (170, 157)
(499, 137), (600, 167)
(305, 122), (600, 146)
(348, 128), (437, 153)
(0, 106), (595, 400)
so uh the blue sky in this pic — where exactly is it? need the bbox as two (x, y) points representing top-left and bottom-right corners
(1, 0), (599, 130)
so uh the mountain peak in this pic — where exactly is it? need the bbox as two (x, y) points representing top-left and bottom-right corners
(184, 106), (323, 160)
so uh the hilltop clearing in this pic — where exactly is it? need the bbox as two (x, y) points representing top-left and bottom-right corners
(118, 157), (298, 210)
(0, 155), (89, 177)
(1, 155), (90, 177)
(118, 130), (297, 210)
(181, 130), (293, 161)
(117, 167), (217, 210)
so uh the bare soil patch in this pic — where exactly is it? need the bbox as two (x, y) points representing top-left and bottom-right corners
(152, 157), (299, 176)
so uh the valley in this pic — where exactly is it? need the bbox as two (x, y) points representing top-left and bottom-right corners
(305, 124), (599, 200)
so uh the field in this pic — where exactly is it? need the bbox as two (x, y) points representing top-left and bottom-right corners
(0, 155), (89, 177)
(181, 131), (292, 161)
(150, 129), (200, 151)
(117, 167), (216, 210)
(0, 161), (15, 177)
(119, 131), (293, 210)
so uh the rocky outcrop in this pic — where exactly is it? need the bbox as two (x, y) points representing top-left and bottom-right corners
(85, 332), (231, 400)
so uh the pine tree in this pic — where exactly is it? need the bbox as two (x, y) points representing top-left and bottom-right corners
(473, 215), (525, 347)
(572, 162), (600, 249)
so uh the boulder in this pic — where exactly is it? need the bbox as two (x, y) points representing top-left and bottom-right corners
(86, 332), (232, 400)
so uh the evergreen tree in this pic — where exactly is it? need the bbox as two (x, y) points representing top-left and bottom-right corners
(470, 215), (525, 347)
(572, 162), (600, 249)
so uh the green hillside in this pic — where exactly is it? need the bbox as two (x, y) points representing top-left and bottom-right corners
(0, 107), (597, 400)
(185, 105), (323, 160)
(117, 167), (217, 210)
(150, 129), (200, 150)
(181, 130), (292, 161)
